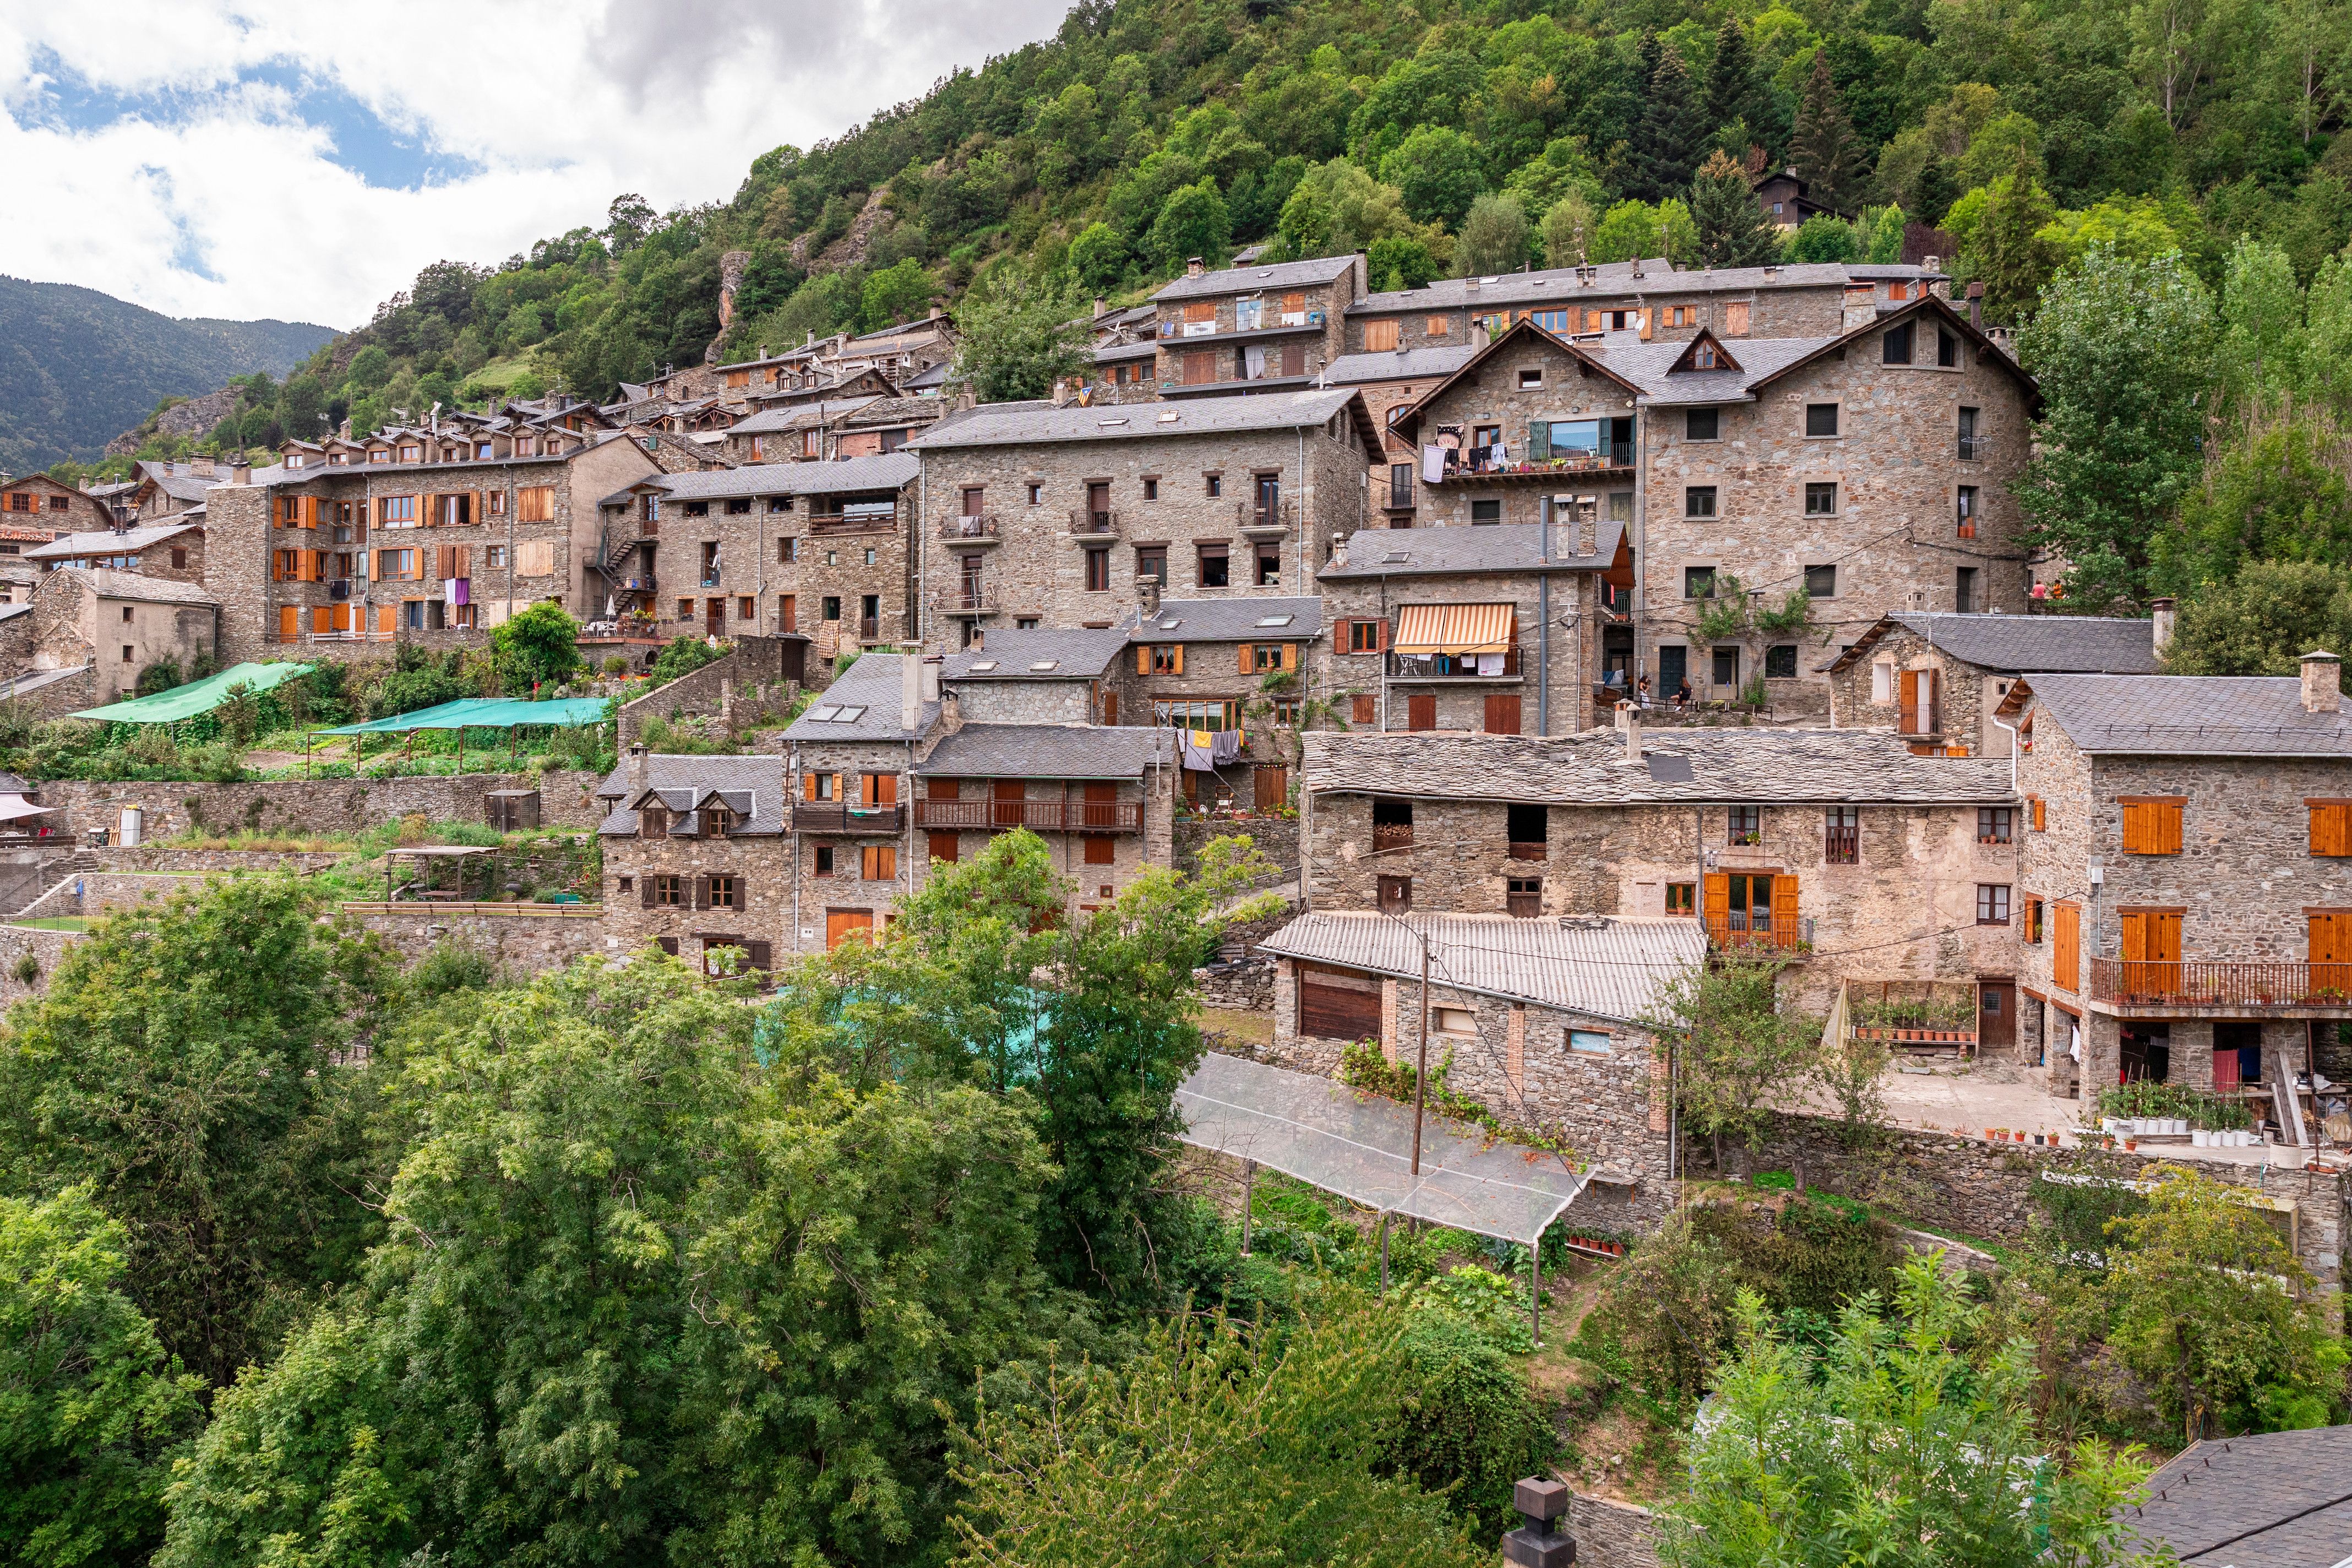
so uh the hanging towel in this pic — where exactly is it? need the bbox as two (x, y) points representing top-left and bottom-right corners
(1210, 729), (1244, 765)
(1180, 737), (1217, 771)
(1423, 444), (1444, 484)
(1189, 727), (1215, 748)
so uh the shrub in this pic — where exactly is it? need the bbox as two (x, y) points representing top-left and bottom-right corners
(1390, 1308), (1552, 1534)
(649, 636), (726, 685)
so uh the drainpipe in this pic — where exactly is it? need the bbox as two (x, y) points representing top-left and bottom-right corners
(1991, 710), (2023, 796)
(1538, 495), (1552, 735)
(789, 742), (802, 952)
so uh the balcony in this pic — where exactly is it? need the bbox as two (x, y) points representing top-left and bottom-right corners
(940, 586), (995, 616)
(914, 798), (1144, 834)
(941, 515), (1000, 547)
(1238, 498), (1297, 539)
(791, 804), (905, 835)
(1824, 825), (1859, 864)
(1387, 646), (1523, 681)
(1507, 840), (1545, 862)
(2087, 958), (2352, 1011)
(857, 616), (880, 642)
(1069, 508), (1118, 537)
(1704, 914), (1810, 952)
(1156, 314), (1325, 343)
(1429, 452), (1634, 482)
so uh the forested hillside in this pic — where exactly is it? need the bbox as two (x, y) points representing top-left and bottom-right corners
(0, 276), (332, 473)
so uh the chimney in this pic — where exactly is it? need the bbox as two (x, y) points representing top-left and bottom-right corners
(2149, 596), (2176, 656)
(920, 654), (943, 704)
(1185, 257), (1205, 278)
(1136, 574), (1161, 618)
(1050, 379), (1071, 407)
(901, 651), (922, 733)
(929, 304), (943, 320)
(627, 743), (650, 799)
(228, 459), (251, 486)
(191, 455), (215, 478)
(1502, 1478), (1575, 1567)
(2301, 650), (2340, 714)
(1092, 297), (1107, 319)
(1966, 280), (1985, 328)
(1619, 702), (1642, 763)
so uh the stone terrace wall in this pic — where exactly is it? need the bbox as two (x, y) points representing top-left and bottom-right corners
(85, 847), (345, 875)
(341, 905), (603, 976)
(1569, 1493), (1660, 1568)
(17, 870), (205, 919)
(1176, 813), (1299, 876)
(615, 636), (791, 745)
(31, 770), (608, 839)
(0, 923), (81, 1002)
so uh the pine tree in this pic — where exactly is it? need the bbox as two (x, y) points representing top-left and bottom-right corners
(1704, 19), (1774, 152)
(1789, 53), (1863, 213)
(1634, 49), (1711, 203)
(1975, 144), (2057, 325)
(1690, 150), (1780, 268)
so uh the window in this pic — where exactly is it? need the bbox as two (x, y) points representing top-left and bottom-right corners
(822, 595), (842, 622)
(380, 495), (417, 527)
(2120, 798), (2184, 854)
(516, 487), (554, 522)
(121, 605), (133, 623)
(1977, 884), (2012, 924)
(726, 498), (752, 515)
(739, 596), (756, 620)
(1145, 644), (1183, 676)
(1882, 322), (1914, 364)
(1938, 328), (1958, 368)
(1426, 315), (1451, 336)
(1805, 403), (1839, 437)
(1684, 567), (1716, 598)
(777, 537), (797, 563)
(171, 547), (187, 569)
(1685, 486), (1717, 519)
(1729, 804), (1761, 843)
(486, 544), (508, 569)
(861, 845), (897, 880)
(1805, 482), (1838, 516)
(1685, 407), (1718, 440)
(1517, 367), (1543, 389)
(1957, 406), (1980, 460)
(1085, 548), (1110, 591)
(1764, 644), (1796, 678)
(1435, 1006), (1477, 1037)
(1666, 882), (1696, 914)
(2030, 796), (2046, 831)
(767, 496), (791, 513)
(1026, 482), (1043, 507)
(1083, 834), (1116, 865)
(1506, 876), (1542, 916)
(1196, 543), (1229, 588)
(1804, 564), (1836, 597)
(2024, 896), (2044, 943)
(1979, 806), (2014, 844)
(709, 874), (740, 911)
(1346, 619), (1386, 654)
(677, 597), (695, 620)
(1712, 646), (1740, 686)
(1136, 545), (1167, 583)
(654, 873), (684, 907)
(1469, 498), (1502, 524)
(1955, 565), (1978, 613)
(1204, 473), (1222, 498)
(1142, 477), (1159, 500)
(1255, 544), (1281, 586)
(1956, 485), (1978, 539)
(1825, 805), (1858, 864)
(813, 846), (835, 877)
(1364, 318), (1400, 352)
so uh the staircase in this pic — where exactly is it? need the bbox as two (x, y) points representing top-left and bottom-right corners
(5, 850), (104, 919)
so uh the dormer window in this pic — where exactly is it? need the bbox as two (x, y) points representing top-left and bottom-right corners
(1691, 342), (1719, 370)
(286, 454), (306, 469)
(701, 806), (731, 837)
(399, 444), (421, 462)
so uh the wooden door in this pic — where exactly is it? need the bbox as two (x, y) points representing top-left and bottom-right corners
(277, 605), (299, 642)
(2053, 902), (2080, 992)
(1298, 965), (1382, 1043)
(705, 598), (724, 637)
(1483, 694), (1522, 734)
(993, 778), (1026, 829)
(2310, 911), (2352, 995)
(2120, 910), (2182, 1000)
(1378, 875), (1411, 914)
(824, 908), (874, 950)
(1407, 694), (1436, 731)
(1978, 981), (2015, 1049)
(1081, 781), (1117, 830)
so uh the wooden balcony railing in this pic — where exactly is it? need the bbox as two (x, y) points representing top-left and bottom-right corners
(1387, 646), (1522, 680)
(2087, 957), (2352, 1007)
(914, 799), (1143, 833)
(1704, 914), (1810, 952)
(791, 804), (904, 835)
(1824, 826), (1859, 864)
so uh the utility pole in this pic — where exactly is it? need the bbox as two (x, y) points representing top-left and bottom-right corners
(1411, 935), (1430, 1175)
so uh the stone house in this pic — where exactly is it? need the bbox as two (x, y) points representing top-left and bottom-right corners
(1111, 592), (1324, 813)
(1317, 519), (1631, 737)
(1, 473), (111, 532)
(202, 427), (660, 665)
(127, 460), (226, 522)
(28, 567), (219, 698)
(721, 399), (878, 464)
(1258, 910), (1706, 1217)
(781, 650), (940, 952)
(599, 452), (918, 660)
(1299, 725), (2019, 1015)
(1150, 255), (1362, 398)
(1999, 659), (2352, 1122)
(940, 626), (1133, 726)
(1322, 342), (1478, 512)
(909, 387), (1379, 643)
(1825, 611), (2163, 756)
(596, 750), (791, 973)
(1091, 340), (1161, 404)
(26, 521), (205, 582)
(0, 528), (51, 606)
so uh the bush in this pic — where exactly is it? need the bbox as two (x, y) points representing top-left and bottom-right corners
(1390, 1308), (1551, 1534)
(1576, 1217), (1739, 1407)
(649, 636), (726, 686)
(601, 655), (630, 676)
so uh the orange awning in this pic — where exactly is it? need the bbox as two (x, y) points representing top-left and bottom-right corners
(1393, 603), (1516, 655)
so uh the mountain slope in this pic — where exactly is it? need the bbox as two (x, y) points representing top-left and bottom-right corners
(0, 275), (335, 472)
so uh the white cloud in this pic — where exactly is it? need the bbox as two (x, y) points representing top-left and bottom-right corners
(0, 0), (1072, 328)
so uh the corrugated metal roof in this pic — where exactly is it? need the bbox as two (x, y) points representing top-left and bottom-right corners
(1260, 911), (1706, 1026)
(2021, 673), (2352, 756)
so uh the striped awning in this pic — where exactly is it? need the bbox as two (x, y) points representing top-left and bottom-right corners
(1393, 602), (1516, 655)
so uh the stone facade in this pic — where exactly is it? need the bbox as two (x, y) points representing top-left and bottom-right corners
(29, 524), (205, 581)
(1825, 622), (2023, 755)
(602, 825), (794, 971)
(1151, 257), (1362, 397)
(23, 770), (608, 840)
(912, 767), (1176, 916)
(29, 569), (219, 696)
(614, 637), (794, 745)
(345, 905), (604, 974)
(0, 475), (113, 533)
(786, 731), (924, 955)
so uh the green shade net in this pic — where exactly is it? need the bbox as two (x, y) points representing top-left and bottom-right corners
(71, 662), (316, 724)
(318, 697), (613, 735)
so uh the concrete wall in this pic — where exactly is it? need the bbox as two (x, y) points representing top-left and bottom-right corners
(29, 770), (608, 840)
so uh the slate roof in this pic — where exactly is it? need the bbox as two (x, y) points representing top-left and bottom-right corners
(2119, 1425), (2352, 1568)
(726, 397), (883, 435)
(1351, 259), (1932, 314)
(1260, 911), (1707, 1027)
(901, 361), (951, 390)
(782, 651), (940, 744)
(1321, 345), (1479, 384)
(592, 754), (787, 837)
(1116, 595), (1324, 643)
(141, 471), (221, 503)
(1154, 254), (1357, 302)
(2013, 673), (2352, 757)
(913, 723), (1177, 779)
(1823, 613), (2162, 677)
(905, 388), (1371, 450)
(1589, 334), (1834, 405)
(1303, 729), (2015, 805)
(26, 522), (202, 559)
(1319, 521), (1625, 579)
(0, 665), (85, 701)
(1094, 340), (1159, 364)
(66, 567), (219, 607)
(943, 627), (1131, 680)
(644, 453), (916, 503)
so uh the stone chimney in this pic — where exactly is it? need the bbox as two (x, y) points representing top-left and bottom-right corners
(2149, 596), (2176, 656)
(1185, 257), (1205, 278)
(929, 304), (943, 320)
(2302, 650), (2340, 714)
(227, 459), (251, 486)
(900, 652), (922, 733)
(1136, 574), (1161, 619)
(1050, 379), (1071, 407)
(920, 654), (942, 705)
(1619, 702), (1642, 763)
(190, 454), (215, 478)
(1501, 1478), (1575, 1567)
(1966, 280), (1985, 328)
(627, 743), (650, 799)
(1092, 297), (1107, 319)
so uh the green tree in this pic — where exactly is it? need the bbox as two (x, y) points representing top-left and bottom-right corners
(2101, 1165), (2349, 1440)
(1368, 234), (1441, 292)
(1787, 53), (1863, 213)
(1691, 149), (1781, 266)
(0, 1186), (204, 1568)
(1146, 180), (1232, 271)
(2215, 235), (2307, 422)
(1631, 46), (1711, 203)
(1389, 1301), (1551, 1536)
(341, 345), (392, 395)
(1065, 221), (1130, 293)
(0, 877), (394, 1386)
(2016, 245), (2217, 607)
(861, 257), (938, 332)
(1541, 190), (1598, 266)
(1642, 954), (1816, 1172)
(1785, 212), (1861, 263)
(1381, 126), (1487, 228)
(1704, 19), (1777, 154)
(2164, 559), (2352, 678)
(277, 374), (325, 442)
(950, 1301), (1490, 1568)
(1454, 193), (1532, 276)
(1276, 159), (1417, 259)
(2156, 423), (2352, 591)
(1973, 145), (2059, 324)
(1665, 1259), (2168, 1568)
(1591, 198), (1698, 266)
(490, 600), (585, 690)
(950, 268), (1092, 405)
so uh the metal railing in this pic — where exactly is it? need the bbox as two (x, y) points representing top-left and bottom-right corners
(941, 514), (1000, 542)
(2088, 958), (2352, 1007)
(1069, 508), (1117, 536)
(942, 586), (993, 613)
(1704, 914), (1809, 951)
(1237, 497), (1298, 531)
(1386, 646), (1522, 680)
(791, 804), (905, 835)
(914, 799), (1144, 833)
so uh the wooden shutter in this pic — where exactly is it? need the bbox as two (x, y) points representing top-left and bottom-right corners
(1137, 645), (1151, 676)
(1239, 643), (1255, 674)
(1775, 874), (1799, 933)
(277, 605), (298, 641)
(1483, 694), (1521, 734)
(692, 875), (711, 911)
(2310, 801), (2352, 857)
(2030, 797), (2046, 831)
(927, 776), (962, 801)
(928, 831), (960, 863)
(1281, 643), (1297, 670)
(746, 941), (772, 971)
(1897, 670), (1920, 734)
(2309, 912), (2352, 992)
(1923, 668), (1939, 733)
(1353, 694), (1376, 725)
(1101, 692), (1117, 726)
(453, 543), (470, 578)
(1170, 643), (1183, 675)
(1703, 873), (1729, 935)
(1527, 421), (1551, 460)
(2120, 798), (2183, 854)
(640, 874), (656, 908)
(2053, 903), (2079, 992)
(1407, 693), (1435, 731)
(310, 606), (331, 633)
(1298, 966), (1382, 1042)
(436, 543), (454, 579)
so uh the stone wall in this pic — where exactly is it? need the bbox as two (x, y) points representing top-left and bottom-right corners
(1826, 623), (2023, 754)
(1176, 813), (1298, 876)
(1566, 1492), (1661, 1568)
(1403, 333), (1637, 533)
(342, 905), (604, 976)
(615, 636), (791, 745)
(654, 482), (916, 654)
(17, 869), (206, 919)
(30, 770), (608, 840)
(1343, 275), (1882, 357)
(1150, 265), (1355, 390)
(83, 846), (345, 875)
(1321, 561), (1603, 736)
(0, 922), (82, 1002)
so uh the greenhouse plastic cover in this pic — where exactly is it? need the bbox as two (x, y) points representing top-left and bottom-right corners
(72, 661), (315, 723)
(318, 697), (613, 734)
(1175, 1053), (1588, 1245)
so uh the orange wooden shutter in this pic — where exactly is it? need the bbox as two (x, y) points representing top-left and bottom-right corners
(2121, 799), (2182, 854)
(1776, 873), (1799, 933)
(2311, 802), (2352, 857)
(2310, 912), (2352, 991)
(1703, 873), (1728, 933)
(377, 605), (396, 634)
(803, 773), (817, 801)
(1137, 645), (1151, 676)
(278, 605), (298, 641)
(1898, 670), (1920, 734)
(1281, 643), (1297, 670)
(453, 544), (470, 578)
(1239, 643), (1254, 675)
(2031, 797), (2046, 831)
(2053, 903), (2079, 992)
(310, 606), (331, 632)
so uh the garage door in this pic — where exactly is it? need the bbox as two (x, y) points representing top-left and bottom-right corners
(1298, 963), (1382, 1043)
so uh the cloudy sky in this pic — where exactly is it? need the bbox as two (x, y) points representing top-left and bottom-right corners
(0, 1), (1072, 330)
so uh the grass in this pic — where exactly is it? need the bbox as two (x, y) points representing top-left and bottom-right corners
(10, 917), (91, 932)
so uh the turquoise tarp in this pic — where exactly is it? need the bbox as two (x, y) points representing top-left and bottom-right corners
(71, 662), (316, 724)
(317, 697), (613, 736)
